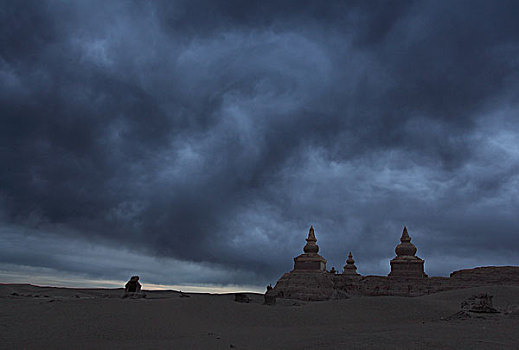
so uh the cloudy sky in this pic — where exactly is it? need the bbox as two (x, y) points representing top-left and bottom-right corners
(1, 0), (518, 292)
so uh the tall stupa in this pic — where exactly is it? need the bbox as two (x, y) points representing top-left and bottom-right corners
(389, 226), (427, 278)
(293, 226), (327, 271)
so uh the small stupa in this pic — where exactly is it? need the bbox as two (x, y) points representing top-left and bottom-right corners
(389, 226), (427, 278)
(293, 226), (327, 271)
(343, 252), (360, 275)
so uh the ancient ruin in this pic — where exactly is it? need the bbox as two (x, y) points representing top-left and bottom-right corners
(271, 226), (519, 301)
(442, 293), (501, 320)
(389, 227), (427, 278)
(123, 275), (145, 298)
(293, 226), (327, 271)
(461, 293), (499, 313)
(343, 252), (359, 276)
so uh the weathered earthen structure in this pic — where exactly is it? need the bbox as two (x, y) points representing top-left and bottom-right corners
(389, 227), (427, 278)
(123, 275), (145, 298)
(293, 226), (327, 271)
(461, 293), (499, 313)
(343, 252), (359, 276)
(272, 226), (519, 301)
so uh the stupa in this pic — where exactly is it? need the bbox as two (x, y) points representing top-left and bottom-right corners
(271, 224), (519, 300)
(389, 226), (427, 278)
(293, 226), (327, 271)
(343, 252), (360, 275)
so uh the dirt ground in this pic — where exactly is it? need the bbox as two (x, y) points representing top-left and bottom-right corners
(1, 284), (518, 349)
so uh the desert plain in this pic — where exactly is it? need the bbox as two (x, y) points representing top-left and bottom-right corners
(1, 284), (519, 349)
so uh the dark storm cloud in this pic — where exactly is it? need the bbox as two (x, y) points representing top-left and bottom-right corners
(1, 0), (518, 287)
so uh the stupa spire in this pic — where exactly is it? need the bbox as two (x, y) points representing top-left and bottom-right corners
(401, 226), (411, 243)
(395, 226), (417, 257)
(307, 226), (316, 242)
(303, 226), (319, 254)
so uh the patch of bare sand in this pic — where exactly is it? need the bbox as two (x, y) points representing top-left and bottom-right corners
(1, 284), (518, 349)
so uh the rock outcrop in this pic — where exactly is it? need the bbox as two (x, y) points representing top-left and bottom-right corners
(274, 266), (519, 301)
(273, 270), (337, 301)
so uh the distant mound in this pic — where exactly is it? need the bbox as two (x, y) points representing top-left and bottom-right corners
(450, 266), (519, 282)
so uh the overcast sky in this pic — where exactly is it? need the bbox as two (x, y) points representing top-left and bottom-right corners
(1, 0), (518, 291)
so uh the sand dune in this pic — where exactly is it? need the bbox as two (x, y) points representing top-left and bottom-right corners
(1, 284), (518, 349)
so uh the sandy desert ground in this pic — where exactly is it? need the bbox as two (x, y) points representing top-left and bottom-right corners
(1, 284), (519, 349)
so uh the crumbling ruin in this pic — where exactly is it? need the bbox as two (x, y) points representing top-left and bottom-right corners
(389, 227), (427, 278)
(123, 276), (146, 299)
(272, 226), (519, 301)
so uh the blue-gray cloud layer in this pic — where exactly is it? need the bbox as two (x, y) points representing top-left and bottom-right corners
(1, 0), (518, 287)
